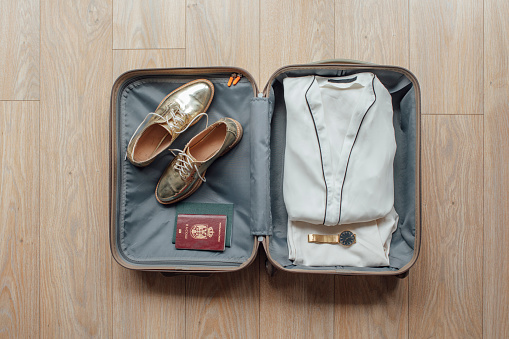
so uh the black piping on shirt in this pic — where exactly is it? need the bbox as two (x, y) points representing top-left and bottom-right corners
(304, 76), (328, 225)
(337, 74), (377, 224)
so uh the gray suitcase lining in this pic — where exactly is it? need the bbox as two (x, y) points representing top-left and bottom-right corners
(113, 68), (417, 272)
(115, 75), (256, 267)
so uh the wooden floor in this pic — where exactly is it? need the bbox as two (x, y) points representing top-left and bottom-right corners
(0, 0), (507, 338)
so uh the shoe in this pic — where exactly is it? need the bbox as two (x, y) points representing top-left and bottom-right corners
(126, 79), (214, 167)
(155, 118), (243, 204)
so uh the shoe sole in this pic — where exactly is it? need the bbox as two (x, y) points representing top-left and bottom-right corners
(155, 119), (243, 205)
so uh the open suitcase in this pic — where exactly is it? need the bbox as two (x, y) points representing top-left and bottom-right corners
(109, 60), (421, 277)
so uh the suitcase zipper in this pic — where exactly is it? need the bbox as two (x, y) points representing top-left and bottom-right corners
(228, 73), (243, 87)
(113, 66), (259, 97)
(232, 73), (242, 85)
(228, 73), (236, 86)
(129, 258), (248, 265)
(261, 63), (419, 97)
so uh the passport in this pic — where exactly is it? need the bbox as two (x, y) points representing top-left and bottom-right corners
(172, 202), (233, 247)
(174, 214), (227, 251)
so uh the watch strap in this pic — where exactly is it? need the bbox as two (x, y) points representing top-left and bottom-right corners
(308, 234), (340, 244)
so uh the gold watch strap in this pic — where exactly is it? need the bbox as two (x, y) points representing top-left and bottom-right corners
(308, 234), (340, 244)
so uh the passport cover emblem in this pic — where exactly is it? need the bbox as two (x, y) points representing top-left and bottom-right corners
(191, 224), (214, 239)
(175, 214), (226, 251)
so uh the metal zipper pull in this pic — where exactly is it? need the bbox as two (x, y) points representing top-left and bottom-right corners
(228, 73), (236, 87)
(232, 73), (242, 86)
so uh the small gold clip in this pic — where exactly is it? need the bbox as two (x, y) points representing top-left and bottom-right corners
(308, 234), (340, 244)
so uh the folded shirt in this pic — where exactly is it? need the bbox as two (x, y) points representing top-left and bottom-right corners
(283, 73), (396, 226)
(282, 73), (398, 266)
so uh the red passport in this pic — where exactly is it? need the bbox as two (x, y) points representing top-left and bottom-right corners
(175, 214), (227, 251)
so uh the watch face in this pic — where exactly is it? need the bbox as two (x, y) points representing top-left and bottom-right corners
(339, 231), (356, 246)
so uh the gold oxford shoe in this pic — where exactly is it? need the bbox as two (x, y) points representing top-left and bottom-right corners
(126, 79), (214, 167)
(155, 118), (243, 204)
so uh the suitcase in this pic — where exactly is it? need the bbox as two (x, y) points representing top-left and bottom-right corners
(109, 60), (421, 277)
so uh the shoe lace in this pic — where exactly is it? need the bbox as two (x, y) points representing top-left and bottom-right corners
(162, 103), (186, 128)
(169, 149), (207, 182)
(125, 103), (208, 160)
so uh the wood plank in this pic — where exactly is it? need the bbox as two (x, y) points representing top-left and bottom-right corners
(113, 0), (186, 49)
(259, 254), (334, 338)
(184, 7), (261, 333)
(410, 0), (483, 114)
(484, 0), (509, 337)
(39, 0), (112, 337)
(259, 2), (334, 336)
(113, 271), (186, 339)
(333, 3), (410, 337)
(0, 102), (39, 338)
(113, 49), (186, 77)
(335, 276), (408, 338)
(112, 49), (186, 339)
(409, 115), (483, 338)
(186, 0), (260, 84)
(186, 259), (260, 339)
(0, 0), (39, 100)
(335, 0), (408, 67)
(260, 0), (334, 85)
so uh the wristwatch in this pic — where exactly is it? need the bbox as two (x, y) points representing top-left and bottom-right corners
(308, 231), (356, 247)
(339, 230), (356, 246)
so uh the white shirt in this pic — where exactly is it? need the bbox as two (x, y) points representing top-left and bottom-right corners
(282, 73), (398, 266)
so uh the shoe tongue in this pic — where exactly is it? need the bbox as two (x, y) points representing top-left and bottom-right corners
(152, 112), (178, 135)
(185, 149), (208, 166)
(159, 123), (175, 135)
(184, 148), (198, 163)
